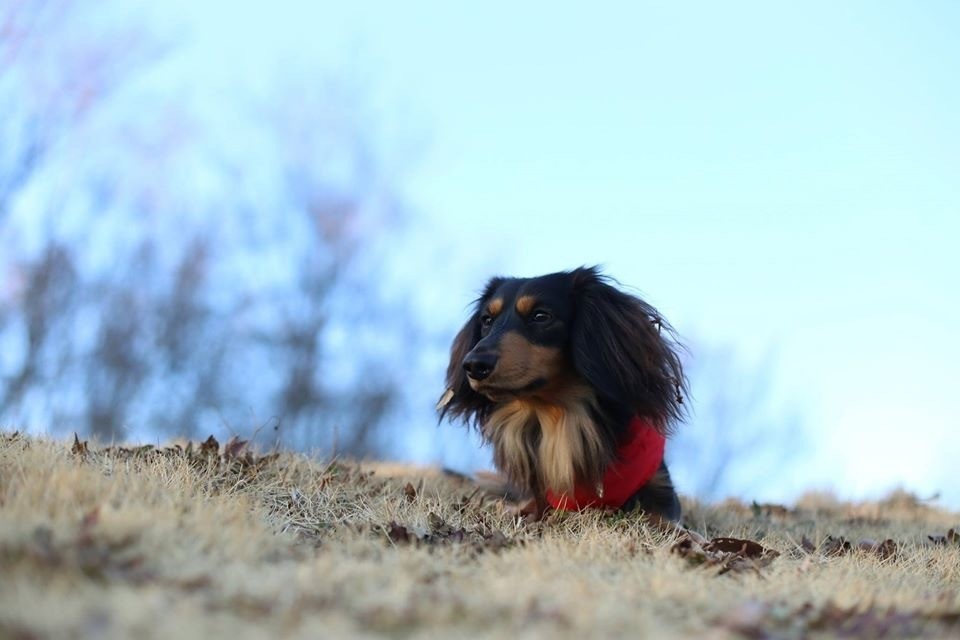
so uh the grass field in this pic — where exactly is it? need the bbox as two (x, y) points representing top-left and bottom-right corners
(2, 431), (959, 639)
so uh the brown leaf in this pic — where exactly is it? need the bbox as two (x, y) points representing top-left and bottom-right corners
(670, 536), (698, 556)
(387, 522), (412, 544)
(423, 513), (470, 544)
(403, 482), (417, 502)
(821, 535), (852, 557)
(223, 436), (248, 460)
(198, 435), (219, 458)
(857, 538), (897, 560)
(704, 537), (769, 559)
(876, 538), (898, 560)
(672, 534), (778, 575)
(71, 433), (89, 457)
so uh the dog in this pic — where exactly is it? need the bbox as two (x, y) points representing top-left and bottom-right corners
(438, 266), (687, 521)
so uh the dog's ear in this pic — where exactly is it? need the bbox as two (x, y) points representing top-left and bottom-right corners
(439, 277), (504, 426)
(570, 267), (686, 433)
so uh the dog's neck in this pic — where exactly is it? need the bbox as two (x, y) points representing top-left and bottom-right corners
(482, 383), (612, 496)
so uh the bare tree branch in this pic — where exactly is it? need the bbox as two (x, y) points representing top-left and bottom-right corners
(0, 3), (415, 456)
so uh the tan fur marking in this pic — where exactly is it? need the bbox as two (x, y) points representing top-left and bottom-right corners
(487, 298), (503, 316)
(515, 295), (537, 316)
(484, 402), (537, 491)
(484, 383), (608, 495)
(489, 332), (565, 389)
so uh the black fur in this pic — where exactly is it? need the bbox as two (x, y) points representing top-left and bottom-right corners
(441, 266), (687, 521)
(570, 268), (686, 434)
(441, 277), (504, 428)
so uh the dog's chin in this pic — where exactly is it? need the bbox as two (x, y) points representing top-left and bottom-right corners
(469, 377), (547, 402)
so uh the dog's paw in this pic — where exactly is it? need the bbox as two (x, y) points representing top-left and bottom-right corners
(504, 497), (548, 522)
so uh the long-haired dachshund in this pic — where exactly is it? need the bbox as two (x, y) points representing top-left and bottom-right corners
(439, 266), (687, 521)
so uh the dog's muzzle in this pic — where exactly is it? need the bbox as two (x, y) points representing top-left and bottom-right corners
(462, 351), (498, 381)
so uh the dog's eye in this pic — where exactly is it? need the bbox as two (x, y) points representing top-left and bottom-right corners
(480, 315), (493, 329)
(531, 310), (552, 323)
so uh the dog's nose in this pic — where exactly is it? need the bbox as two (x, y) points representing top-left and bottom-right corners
(463, 352), (498, 381)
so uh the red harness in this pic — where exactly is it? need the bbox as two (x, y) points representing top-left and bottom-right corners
(546, 417), (665, 511)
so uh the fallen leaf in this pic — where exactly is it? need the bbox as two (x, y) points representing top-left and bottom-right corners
(223, 436), (248, 460)
(671, 534), (778, 575)
(704, 537), (768, 559)
(821, 535), (852, 557)
(199, 435), (219, 459)
(858, 538), (897, 560)
(71, 434), (89, 457)
(403, 482), (417, 502)
(387, 522), (413, 544)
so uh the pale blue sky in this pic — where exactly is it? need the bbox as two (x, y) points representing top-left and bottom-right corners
(107, 1), (960, 502)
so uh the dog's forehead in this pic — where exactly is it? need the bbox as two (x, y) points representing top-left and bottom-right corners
(484, 278), (521, 303)
(516, 272), (573, 299)
(485, 273), (573, 312)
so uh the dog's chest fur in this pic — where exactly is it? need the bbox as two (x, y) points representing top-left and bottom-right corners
(482, 385), (611, 495)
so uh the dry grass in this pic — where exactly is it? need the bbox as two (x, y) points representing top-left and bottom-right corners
(2, 431), (959, 639)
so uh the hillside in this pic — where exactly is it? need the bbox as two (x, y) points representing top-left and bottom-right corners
(1, 432), (959, 639)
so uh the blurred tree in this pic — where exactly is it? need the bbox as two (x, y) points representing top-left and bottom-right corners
(0, 0), (417, 455)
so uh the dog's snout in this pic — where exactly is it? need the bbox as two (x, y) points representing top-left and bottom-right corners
(463, 351), (498, 381)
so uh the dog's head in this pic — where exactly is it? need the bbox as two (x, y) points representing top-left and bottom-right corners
(440, 266), (686, 433)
